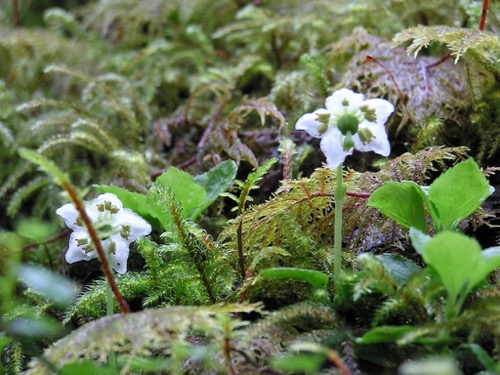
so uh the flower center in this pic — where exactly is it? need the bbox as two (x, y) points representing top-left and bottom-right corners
(337, 114), (359, 135)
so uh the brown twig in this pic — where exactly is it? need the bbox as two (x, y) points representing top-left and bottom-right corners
(425, 52), (452, 70)
(12, 0), (21, 27)
(479, 0), (489, 31)
(62, 181), (131, 314)
(325, 349), (353, 375)
(366, 55), (415, 123)
(346, 191), (371, 198)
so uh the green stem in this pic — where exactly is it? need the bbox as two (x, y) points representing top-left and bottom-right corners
(334, 163), (345, 295)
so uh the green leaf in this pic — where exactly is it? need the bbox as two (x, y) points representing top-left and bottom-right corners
(428, 158), (492, 230)
(357, 325), (416, 344)
(192, 160), (237, 219)
(94, 185), (165, 231)
(18, 148), (69, 185)
(15, 218), (57, 243)
(376, 254), (421, 284)
(409, 227), (432, 255)
(60, 359), (107, 375)
(423, 231), (500, 311)
(260, 267), (329, 291)
(272, 353), (325, 374)
(18, 265), (77, 307)
(368, 181), (428, 233)
(155, 167), (206, 219)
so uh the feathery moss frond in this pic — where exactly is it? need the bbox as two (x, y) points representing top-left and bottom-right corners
(393, 25), (500, 63)
(28, 303), (264, 375)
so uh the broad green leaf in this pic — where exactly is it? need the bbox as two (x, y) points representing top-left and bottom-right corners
(409, 227), (432, 255)
(18, 265), (77, 307)
(192, 160), (237, 219)
(146, 183), (176, 231)
(95, 185), (165, 231)
(272, 353), (325, 374)
(357, 325), (415, 344)
(18, 148), (68, 185)
(60, 359), (106, 375)
(368, 181), (428, 233)
(260, 267), (329, 291)
(376, 254), (421, 284)
(15, 218), (57, 243)
(428, 158), (492, 230)
(422, 232), (500, 308)
(155, 167), (206, 219)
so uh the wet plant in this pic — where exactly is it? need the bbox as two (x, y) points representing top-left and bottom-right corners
(1, 0), (499, 374)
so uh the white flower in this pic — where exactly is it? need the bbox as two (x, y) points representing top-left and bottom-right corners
(56, 193), (152, 274)
(295, 88), (394, 168)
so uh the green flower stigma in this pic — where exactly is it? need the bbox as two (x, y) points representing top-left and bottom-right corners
(337, 114), (359, 136)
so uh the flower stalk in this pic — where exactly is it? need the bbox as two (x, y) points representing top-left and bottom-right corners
(295, 88), (394, 297)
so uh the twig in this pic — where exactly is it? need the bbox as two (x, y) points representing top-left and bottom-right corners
(325, 349), (353, 375)
(366, 55), (415, 123)
(479, 0), (489, 31)
(425, 52), (452, 70)
(62, 181), (131, 314)
(12, 0), (21, 27)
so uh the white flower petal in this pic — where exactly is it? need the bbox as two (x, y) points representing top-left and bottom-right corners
(106, 238), (130, 274)
(56, 203), (80, 230)
(295, 109), (328, 138)
(115, 208), (152, 241)
(353, 124), (391, 156)
(66, 232), (97, 263)
(363, 98), (395, 125)
(325, 88), (364, 114)
(320, 129), (353, 169)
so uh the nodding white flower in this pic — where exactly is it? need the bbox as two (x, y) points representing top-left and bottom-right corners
(56, 193), (152, 274)
(295, 88), (394, 168)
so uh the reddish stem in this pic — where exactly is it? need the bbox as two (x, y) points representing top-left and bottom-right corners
(479, 0), (489, 31)
(346, 191), (371, 198)
(366, 55), (415, 123)
(62, 181), (130, 314)
(325, 350), (353, 375)
(12, 0), (21, 27)
(425, 52), (452, 70)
